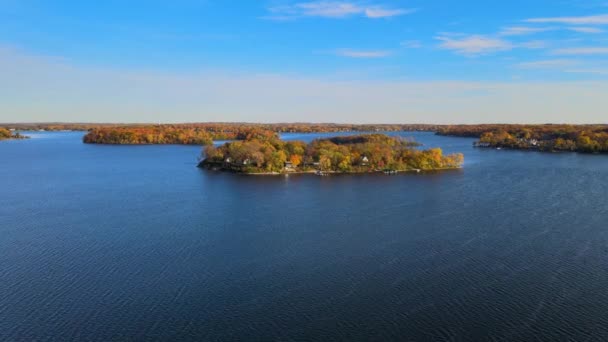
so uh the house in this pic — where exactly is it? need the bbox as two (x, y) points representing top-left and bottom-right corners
(361, 156), (369, 166)
(224, 157), (232, 163)
(284, 161), (296, 171)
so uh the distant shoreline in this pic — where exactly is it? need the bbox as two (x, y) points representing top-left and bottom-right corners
(5, 122), (608, 155)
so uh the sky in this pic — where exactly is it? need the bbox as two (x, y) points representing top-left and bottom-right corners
(1, 0), (608, 124)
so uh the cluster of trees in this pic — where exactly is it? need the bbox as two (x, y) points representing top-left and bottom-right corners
(82, 126), (284, 145)
(0, 128), (12, 140)
(438, 124), (608, 153)
(83, 127), (217, 145)
(200, 134), (464, 173)
(0, 128), (27, 140)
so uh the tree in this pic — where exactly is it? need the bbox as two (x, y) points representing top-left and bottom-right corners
(289, 154), (302, 168)
(319, 155), (332, 171)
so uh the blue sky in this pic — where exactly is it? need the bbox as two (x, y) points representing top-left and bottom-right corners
(2, 0), (608, 123)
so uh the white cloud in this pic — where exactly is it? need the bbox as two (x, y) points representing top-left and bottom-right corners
(401, 40), (422, 48)
(334, 49), (392, 58)
(517, 40), (549, 49)
(567, 26), (605, 33)
(364, 7), (414, 18)
(516, 59), (579, 69)
(499, 26), (555, 36)
(526, 14), (608, 25)
(265, 1), (412, 20)
(552, 47), (608, 55)
(295, 1), (361, 17)
(565, 68), (608, 75)
(436, 35), (513, 56)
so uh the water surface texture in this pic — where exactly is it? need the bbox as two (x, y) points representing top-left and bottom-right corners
(2, 132), (608, 341)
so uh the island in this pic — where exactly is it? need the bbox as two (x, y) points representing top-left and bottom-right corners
(438, 124), (608, 153)
(0, 128), (27, 141)
(199, 133), (464, 174)
(81, 123), (442, 145)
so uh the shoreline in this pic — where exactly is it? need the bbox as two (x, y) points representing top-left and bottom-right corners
(201, 166), (462, 176)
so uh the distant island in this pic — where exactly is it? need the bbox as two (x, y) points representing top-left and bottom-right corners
(438, 124), (608, 153)
(0, 128), (27, 141)
(81, 123), (442, 145)
(199, 133), (464, 175)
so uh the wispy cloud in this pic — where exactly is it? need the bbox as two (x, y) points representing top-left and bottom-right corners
(552, 47), (608, 55)
(565, 68), (608, 75)
(567, 26), (605, 33)
(265, 1), (414, 20)
(518, 40), (549, 49)
(516, 59), (579, 69)
(499, 26), (555, 36)
(401, 40), (422, 48)
(364, 6), (412, 18)
(436, 35), (513, 56)
(526, 14), (608, 25)
(334, 49), (392, 58)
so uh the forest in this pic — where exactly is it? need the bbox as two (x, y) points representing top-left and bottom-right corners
(82, 126), (285, 145)
(200, 133), (464, 174)
(438, 124), (608, 153)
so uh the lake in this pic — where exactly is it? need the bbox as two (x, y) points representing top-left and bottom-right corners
(2, 131), (608, 341)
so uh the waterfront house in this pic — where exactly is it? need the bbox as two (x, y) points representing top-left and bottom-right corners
(284, 161), (296, 171)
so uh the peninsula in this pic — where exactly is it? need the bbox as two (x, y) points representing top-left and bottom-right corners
(0, 128), (27, 141)
(438, 124), (608, 153)
(199, 133), (464, 174)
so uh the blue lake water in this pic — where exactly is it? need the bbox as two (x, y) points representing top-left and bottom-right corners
(2, 131), (608, 341)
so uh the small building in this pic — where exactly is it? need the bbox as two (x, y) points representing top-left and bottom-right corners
(224, 157), (232, 163)
(284, 161), (296, 171)
(361, 156), (369, 166)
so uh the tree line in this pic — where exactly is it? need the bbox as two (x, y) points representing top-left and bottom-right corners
(3, 122), (444, 134)
(438, 124), (608, 153)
